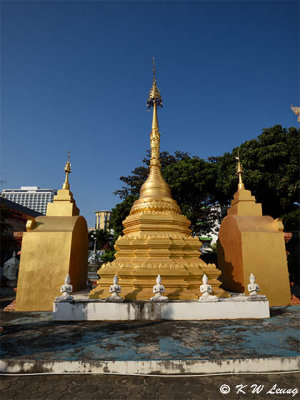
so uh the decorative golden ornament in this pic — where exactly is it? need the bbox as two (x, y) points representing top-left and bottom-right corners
(62, 151), (71, 190)
(235, 151), (245, 191)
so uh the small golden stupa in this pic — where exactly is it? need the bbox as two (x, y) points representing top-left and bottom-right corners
(16, 153), (88, 311)
(90, 61), (223, 300)
(217, 154), (291, 306)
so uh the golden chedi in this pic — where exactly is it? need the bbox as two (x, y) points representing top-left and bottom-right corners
(90, 62), (223, 301)
(217, 155), (291, 306)
(16, 153), (88, 311)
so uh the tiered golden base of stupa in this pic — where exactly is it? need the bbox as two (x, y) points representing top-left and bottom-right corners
(90, 170), (224, 301)
(90, 216), (223, 300)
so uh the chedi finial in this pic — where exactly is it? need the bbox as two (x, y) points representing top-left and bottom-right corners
(147, 57), (163, 109)
(235, 151), (245, 190)
(62, 151), (71, 190)
(147, 59), (162, 168)
(152, 57), (156, 81)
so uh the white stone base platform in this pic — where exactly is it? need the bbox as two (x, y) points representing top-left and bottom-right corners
(53, 295), (270, 321)
(1, 356), (298, 375)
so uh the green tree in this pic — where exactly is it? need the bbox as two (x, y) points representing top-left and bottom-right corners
(110, 152), (194, 236)
(102, 125), (299, 276)
(88, 229), (113, 250)
(100, 250), (116, 263)
(212, 125), (300, 231)
(112, 125), (299, 235)
(162, 157), (222, 234)
(114, 150), (190, 199)
(0, 204), (17, 265)
(110, 195), (138, 238)
(112, 151), (222, 235)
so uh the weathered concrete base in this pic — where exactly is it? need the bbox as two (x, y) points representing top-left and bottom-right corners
(0, 357), (298, 375)
(53, 297), (270, 321)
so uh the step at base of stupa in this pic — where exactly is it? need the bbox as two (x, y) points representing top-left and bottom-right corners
(53, 295), (270, 321)
(90, 261), (225, 300)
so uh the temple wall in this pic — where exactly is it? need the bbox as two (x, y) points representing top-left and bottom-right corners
(16, 216), (88, 311)
(218, 216), (244, 292)
(242, 231), (290, 306)
(218, 215), (291, 306)
(69, 217), (89, 292)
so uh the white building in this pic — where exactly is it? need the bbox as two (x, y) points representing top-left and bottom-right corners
(1, 186), (57, 215)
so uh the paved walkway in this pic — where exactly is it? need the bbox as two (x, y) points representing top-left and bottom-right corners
(1, 372), (299, 400)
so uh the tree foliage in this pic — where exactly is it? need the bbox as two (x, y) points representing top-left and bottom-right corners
(100, 250), (116, 263)
(212, 125), (300, 230)
(162, 157), (222, 234)
(110, 195), (138, 238)
(110, 125), (299, 239)
(88, 229), (113, 250)
(0, 204), (17, 265)
(114, 151), (190, 199)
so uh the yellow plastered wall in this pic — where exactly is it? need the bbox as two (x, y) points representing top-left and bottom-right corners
(217, 217), (245, 292)
(218, 215), (291, 306)
(242, 231), (291, 306)
(16, 216), (88, 311)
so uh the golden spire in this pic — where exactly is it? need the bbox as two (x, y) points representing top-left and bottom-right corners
(62, 151), (71, 190)
(129, 58), (178, 211)
(147, 57), (163, 168)
(235, 152), (245, 190)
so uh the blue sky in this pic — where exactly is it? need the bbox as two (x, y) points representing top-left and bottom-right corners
(1, 0), (299, 227)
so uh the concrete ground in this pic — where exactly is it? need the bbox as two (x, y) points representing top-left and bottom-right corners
(0, 297), (299, 399)
(0, 307), (299, 362)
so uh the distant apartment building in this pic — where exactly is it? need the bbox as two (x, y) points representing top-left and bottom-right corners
(1, 186), (57, 215)
(95, 210), (111, 230)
